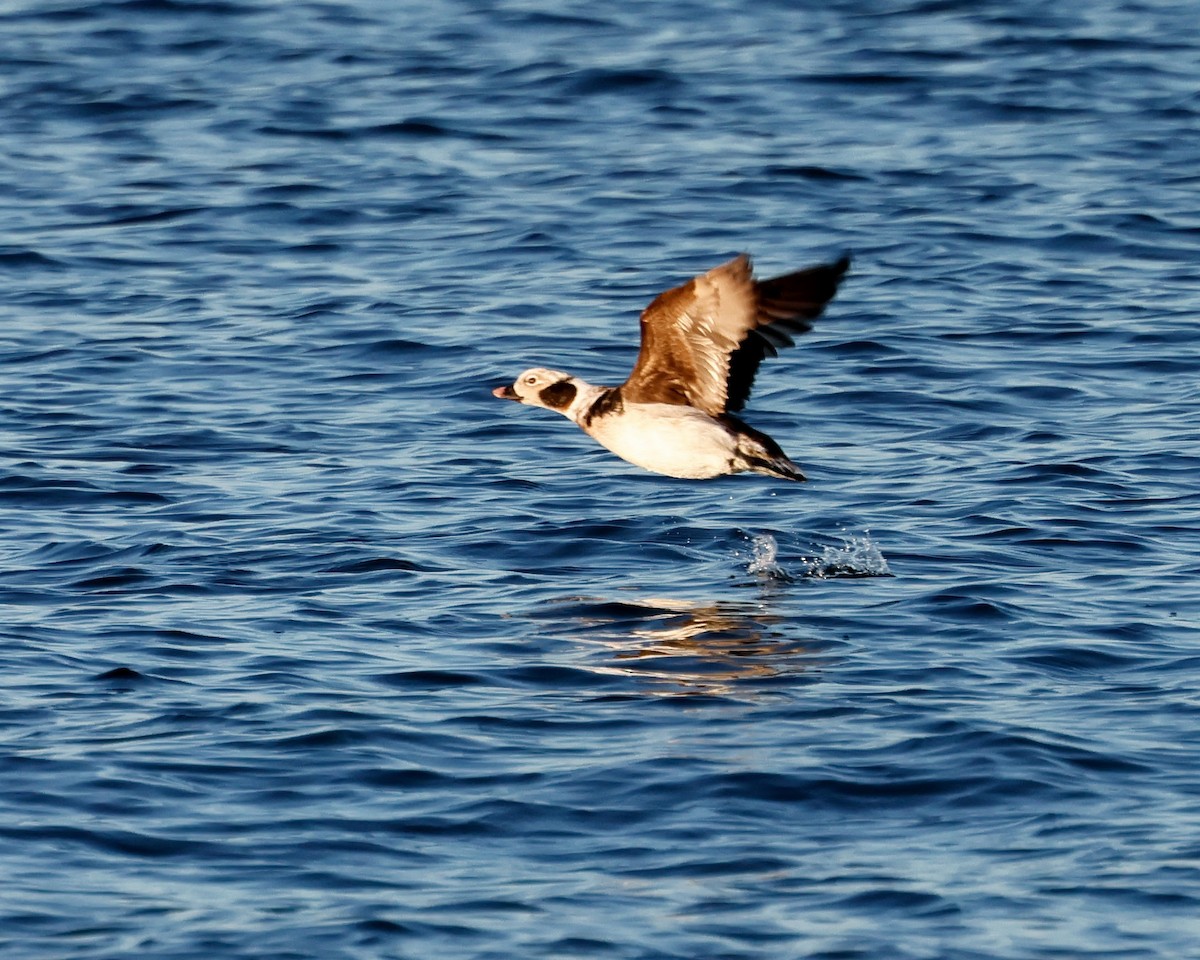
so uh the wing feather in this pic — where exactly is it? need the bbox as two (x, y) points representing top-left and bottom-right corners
(622, 253), (849, 415)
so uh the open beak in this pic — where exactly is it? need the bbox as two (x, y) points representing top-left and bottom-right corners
(492, 384), (520, 401)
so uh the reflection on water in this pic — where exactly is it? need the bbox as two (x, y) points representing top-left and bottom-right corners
(537, 596), (821, 696)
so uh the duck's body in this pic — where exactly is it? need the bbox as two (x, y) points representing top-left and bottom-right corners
(493, 253), (850, 481)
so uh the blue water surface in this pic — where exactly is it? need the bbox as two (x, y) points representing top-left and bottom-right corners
(2, 1), (1200, 958)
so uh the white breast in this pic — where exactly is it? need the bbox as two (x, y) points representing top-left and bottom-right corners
(583, 404), (739, 479)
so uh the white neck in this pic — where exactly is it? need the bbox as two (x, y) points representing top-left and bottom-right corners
(562, 379), (608, 424)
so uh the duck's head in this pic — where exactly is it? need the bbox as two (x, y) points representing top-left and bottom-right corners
(492, 368), (579, 411)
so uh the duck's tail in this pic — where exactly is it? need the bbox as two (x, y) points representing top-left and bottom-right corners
(726, 417), (808, 482)
(746, 453), (807, 481)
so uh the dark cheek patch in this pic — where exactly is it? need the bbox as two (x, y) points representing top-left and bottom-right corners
(538, 380), (577, 409)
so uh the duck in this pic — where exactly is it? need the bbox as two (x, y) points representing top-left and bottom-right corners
(492, 252), (850, 480)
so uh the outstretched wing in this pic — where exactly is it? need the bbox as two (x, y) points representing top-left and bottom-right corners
(621, 253), (850, 415)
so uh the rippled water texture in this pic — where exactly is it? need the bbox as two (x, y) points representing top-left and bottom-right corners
(2, 1), (1199, 957)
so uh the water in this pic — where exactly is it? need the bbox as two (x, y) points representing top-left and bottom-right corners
(2, 0), (1199, 957)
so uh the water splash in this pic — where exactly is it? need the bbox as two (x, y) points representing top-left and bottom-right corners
(740, 530), (892, 580)
(800, 531), (892, 579)
(746, 532), (791, 580)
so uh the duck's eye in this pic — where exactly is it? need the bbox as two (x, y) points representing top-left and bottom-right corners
(524, 375), (537, 385)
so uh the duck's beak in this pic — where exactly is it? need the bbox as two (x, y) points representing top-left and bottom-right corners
(492, 384), (520, 400)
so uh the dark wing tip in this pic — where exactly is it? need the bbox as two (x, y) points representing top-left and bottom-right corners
(724, 251), (851, 413)
(756, 253), (852, 322)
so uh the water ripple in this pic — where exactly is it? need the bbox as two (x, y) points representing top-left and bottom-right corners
(2, 0), (1200, 958)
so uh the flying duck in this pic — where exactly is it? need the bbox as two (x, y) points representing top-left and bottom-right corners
(492, 252), (850, 480)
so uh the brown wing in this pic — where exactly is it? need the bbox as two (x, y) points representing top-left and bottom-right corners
(622, 253), (850, 415)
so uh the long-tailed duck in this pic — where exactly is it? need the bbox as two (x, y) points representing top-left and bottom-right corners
(493, 252), (850, 480)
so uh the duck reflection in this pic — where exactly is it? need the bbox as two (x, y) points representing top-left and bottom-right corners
(546, 596), (817, 695)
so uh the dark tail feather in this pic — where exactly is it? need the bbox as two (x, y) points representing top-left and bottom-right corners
(723, 415), (808, 481)
(746, 455), (807, 481)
